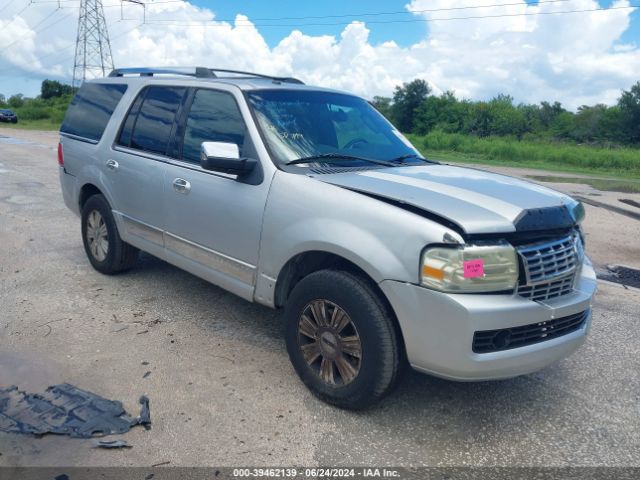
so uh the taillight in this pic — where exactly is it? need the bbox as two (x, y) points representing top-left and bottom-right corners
(57, 142), (64, 167)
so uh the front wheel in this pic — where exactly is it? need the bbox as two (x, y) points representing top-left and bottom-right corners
(81, 194), (138, 274)
(284, 270), (403, 410)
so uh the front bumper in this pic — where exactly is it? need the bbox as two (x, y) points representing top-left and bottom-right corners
(379, 260), (597, 381)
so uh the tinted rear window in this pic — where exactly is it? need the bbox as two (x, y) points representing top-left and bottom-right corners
(118, 86), (186, 156)
(61, 83), (127, 142)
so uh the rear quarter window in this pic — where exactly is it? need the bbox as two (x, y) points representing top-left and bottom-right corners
(60, 83), (128, 142)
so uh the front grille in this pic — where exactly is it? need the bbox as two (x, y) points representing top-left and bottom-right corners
(472, 309), (589, 354)
(516, 233), (583, 302)
(518, 274), (575, 301)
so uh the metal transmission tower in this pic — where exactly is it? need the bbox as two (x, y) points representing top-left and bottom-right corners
(72, 0), (114, 87)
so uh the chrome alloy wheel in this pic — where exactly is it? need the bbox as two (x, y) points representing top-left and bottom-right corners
(297, 300), (362, 386)
(86, 210), (109, 262)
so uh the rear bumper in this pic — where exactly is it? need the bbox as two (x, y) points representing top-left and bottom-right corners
(59, 166), (80, 216)
(379, 260), (597, 381)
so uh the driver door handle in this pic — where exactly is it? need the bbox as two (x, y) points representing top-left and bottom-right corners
(105, 159), (119, 171)
(173, 178), (191, 194)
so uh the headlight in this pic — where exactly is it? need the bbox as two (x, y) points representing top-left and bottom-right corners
(421, 241), (519, 293)
(570, 200), (585, 224)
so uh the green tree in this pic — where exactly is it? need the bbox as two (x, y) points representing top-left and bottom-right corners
(370, 96), (392, 119)
(464, 101), (492, 137)
(8, 94), (24, 108)
(550, 111), (576, 139)
(390, 79), (431, 133)
(41, 79), (74, 100)
(414, 91), (470, 135)
(487, 95), (528, 139)
(597, 106), (624, 144)
(618, 81), (640, 144)
(517, 104), (543, 137)
(538, 101), (565, 128)
(572, 104), (610, 143)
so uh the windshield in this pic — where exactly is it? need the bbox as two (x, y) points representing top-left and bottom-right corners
(246, 90), (419, 167)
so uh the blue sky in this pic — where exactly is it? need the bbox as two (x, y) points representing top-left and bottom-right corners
(190, 0), (639, 47)
(0, 0), (639, 107)
(190, 0), (429, 48)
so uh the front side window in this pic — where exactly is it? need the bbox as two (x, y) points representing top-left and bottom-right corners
(246, 90), (418, 166)
(181, 89), (247, 163)
(119, 86), (186, 155)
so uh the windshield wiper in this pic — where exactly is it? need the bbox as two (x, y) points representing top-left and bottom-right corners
(390, 153), (439, 165)
(286, 153), (396, 167)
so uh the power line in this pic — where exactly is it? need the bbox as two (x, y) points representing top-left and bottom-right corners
(145, 0), (575, 23)
(0, 3), (134, 71)
(28, 5), (63, 29)
(3, 1), (639, 82)
(29, 20), (140, 69)
(141, 4), (640, 27)
(9, 0), (629, 26)
(29, 0), (183, 4)
(0, 9), (74, 54)
(25, 0), (575, 17)
(0, 0), (19, 15)
(16, 0), (580, 16)
(2, 2), (32, 29)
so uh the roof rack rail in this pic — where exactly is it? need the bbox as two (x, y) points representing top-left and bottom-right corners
(108, 67), (304, 84)
(209, 68), (304, 85)
(108, 67), (214, 78)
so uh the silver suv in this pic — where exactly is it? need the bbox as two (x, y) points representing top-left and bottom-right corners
(58, 67), (597, 409)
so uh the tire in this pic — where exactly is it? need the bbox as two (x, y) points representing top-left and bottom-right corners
(81, 194), (138, 274)
(284, 269), (403, 410)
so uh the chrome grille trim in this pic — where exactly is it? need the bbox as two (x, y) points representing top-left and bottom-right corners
(516, 233), (583, 302)
(517, 274), (575, 301)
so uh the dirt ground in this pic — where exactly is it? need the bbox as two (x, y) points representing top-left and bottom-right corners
(1, 127), (639, 468)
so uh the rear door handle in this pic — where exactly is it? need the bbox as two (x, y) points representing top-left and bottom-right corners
(173, 178), (191, 194)
(106, 159), (119, 171)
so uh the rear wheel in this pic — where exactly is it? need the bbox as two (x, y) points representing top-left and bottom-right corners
(284, 270), (403, 409)
(81, 194), (138, 274)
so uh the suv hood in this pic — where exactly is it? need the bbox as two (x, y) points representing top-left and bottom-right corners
(317, 164), (580, 235)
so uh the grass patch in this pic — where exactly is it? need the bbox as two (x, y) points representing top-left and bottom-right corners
(2, 94), (70, 132)
(1, 119), (61, 131)
(408, 131), (640, 179)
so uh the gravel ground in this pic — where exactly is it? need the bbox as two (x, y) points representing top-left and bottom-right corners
(0, 128), (639, 468)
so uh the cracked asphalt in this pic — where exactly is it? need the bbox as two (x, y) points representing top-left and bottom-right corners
(0, 128), (639, 468)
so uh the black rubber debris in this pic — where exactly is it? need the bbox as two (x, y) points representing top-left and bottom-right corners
(93, 439), (132, 449)
(0, 383), (150, 438)
(619, 198), (640, 209)
(597, 265), (640, 289)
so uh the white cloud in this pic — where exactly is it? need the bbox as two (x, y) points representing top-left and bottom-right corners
(0, 0), (638, 109)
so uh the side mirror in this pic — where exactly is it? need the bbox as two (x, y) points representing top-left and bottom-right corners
(200, 141), (257, 176)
